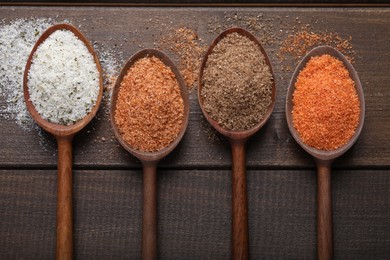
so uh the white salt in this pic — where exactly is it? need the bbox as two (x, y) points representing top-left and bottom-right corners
(28, 29), (100, 125)
(0, 18), (120, 132)
(0, 18), (52, 130)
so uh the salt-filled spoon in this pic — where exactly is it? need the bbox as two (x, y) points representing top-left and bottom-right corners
(198, 28), (276, 260)
(285, 46), (365, 260)
(110, 49), (189, 260)
(23, 24), (103, 260)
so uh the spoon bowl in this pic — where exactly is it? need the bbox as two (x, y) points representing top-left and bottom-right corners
(198, 27), (276, 142)
(24, 23), (103, 137)
(286, 46), (365, 161)
(23, 23), (103, 259)
(198, 28), (276, 260)
(285, 45), (365, 260)
(110, 49), (189, 260)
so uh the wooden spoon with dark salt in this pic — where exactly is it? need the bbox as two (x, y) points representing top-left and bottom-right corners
(198, 28), (276, 260)
(286, 46), (365, 260)
(110, 49), (189, 260)
(24, 24), (103, 260)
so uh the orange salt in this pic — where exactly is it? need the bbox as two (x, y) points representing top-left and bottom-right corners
(114, 56), (184, 152)
(292, 54), (360, 151)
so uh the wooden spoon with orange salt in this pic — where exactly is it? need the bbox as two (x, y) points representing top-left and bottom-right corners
(110, 49), (189, 260)
(286, 46), (365, 260)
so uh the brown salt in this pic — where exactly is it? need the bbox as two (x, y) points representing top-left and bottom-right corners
(114, 56), (184, 152)
(292, 54), (360, 151)
(201, 32), (273, 131)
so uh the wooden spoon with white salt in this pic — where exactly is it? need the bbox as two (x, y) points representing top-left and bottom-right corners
(23, 24), (103, 260)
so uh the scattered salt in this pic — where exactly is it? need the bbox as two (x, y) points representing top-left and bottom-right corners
(0, 18), (52, 130)
(93, 42), (122, 114)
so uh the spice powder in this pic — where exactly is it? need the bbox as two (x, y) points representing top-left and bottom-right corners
(292, 54), (360, 151)
(114, 56), (184, 152)
(201, 32), (273, 131)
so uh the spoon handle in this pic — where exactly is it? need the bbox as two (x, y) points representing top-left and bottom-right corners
(317, 163), (333, 260)
(56, 136), (73, 260)
(231, 141), (248, 260)
(142, 163), (158, 260)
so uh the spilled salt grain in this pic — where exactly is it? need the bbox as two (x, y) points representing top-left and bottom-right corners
(157, 27), (206, 90)
(279, 26), (355, 63)
(0, 18), (52, 130)
(93, 42), (122, 115)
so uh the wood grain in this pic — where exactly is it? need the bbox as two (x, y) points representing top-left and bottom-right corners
(0, 6), (389, 259)
(0, 169), (389, 259)
(0, 7), (388, 168)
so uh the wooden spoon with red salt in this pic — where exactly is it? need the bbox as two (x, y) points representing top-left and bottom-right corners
(23, 24), (103, 260)
(110, 49), (189, 260)
(198, 28), (276, 260)
(286, 46), (365, 260)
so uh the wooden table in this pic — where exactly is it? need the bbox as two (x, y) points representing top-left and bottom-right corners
(0, 5), (389, 259)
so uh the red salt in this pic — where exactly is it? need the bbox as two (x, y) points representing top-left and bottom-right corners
(292, 54), (360, 151)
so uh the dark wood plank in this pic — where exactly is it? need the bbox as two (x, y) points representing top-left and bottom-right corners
(0, 169), (389, 259)
(2, 1), (389, 4)
(0, 7), (389, 260)
(0, 7), (389, 168)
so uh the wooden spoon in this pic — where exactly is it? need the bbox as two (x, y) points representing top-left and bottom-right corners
(110, 49), (189, 260)
(198, 28), (276, 260)
(285, 46), (365, 260)
(23, 23), (103, 260)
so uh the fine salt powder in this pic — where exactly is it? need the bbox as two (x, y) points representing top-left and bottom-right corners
(28, 29), (99, 125)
